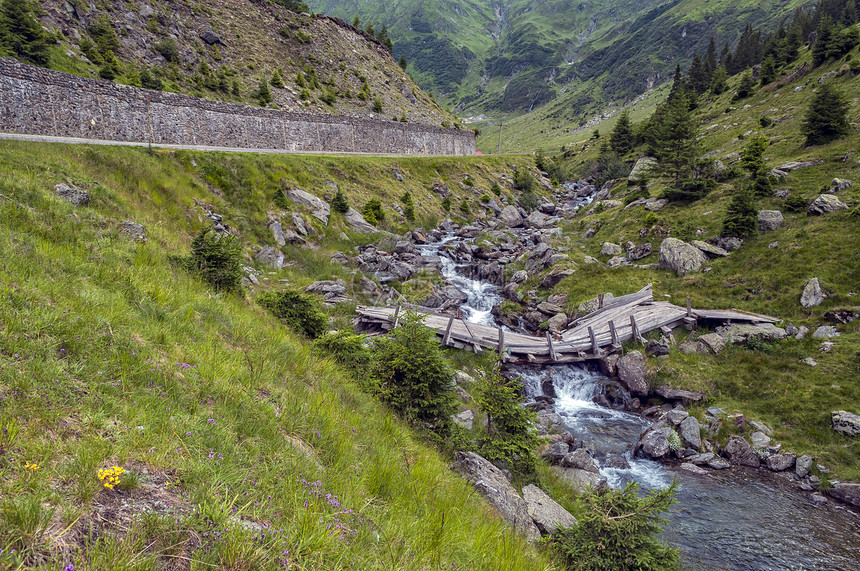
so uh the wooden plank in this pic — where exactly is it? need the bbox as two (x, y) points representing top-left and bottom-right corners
(442, 315), (455, 346)
(686, 296), (692, 318)
(393, 304), (401, 328)
(630, 314), (642, 344)
(497, 326), (505, 355)
(609, 320), (619, 346)
(588, 326), (600, 355)
(546, 331), (559, 361)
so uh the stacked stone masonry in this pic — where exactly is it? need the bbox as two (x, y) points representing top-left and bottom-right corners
(0, 59), (475, 156)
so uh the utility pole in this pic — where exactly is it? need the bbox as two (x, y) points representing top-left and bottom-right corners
(497, 123), (503, 155)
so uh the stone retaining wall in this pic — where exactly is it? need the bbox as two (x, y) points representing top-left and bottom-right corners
(0, 58), (475, 155)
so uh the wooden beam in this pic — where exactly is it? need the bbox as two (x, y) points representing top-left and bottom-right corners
(393, 304), (401, 328)
(588, 326), (601, 356)
(546, 331), (559, 362)
(442, 315), (455, 346)
(497, 326), (505, 356)
(598, 293), (605, 309)
(686, 296), (692, 318)
(609, 320), (619, 345)
(630, 314), (642, 344)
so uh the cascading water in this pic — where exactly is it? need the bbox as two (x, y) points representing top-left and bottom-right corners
(421, 229), (860, 570)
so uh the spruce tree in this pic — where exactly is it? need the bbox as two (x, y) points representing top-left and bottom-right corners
(722, 186), (758, 238)
(741, 134), (770, 178)
(609, 109), (634, 155)
(331, 189), (349, 214)
(270, 68), (285, 88)
(0, 0), (52, 65)
(803, 82), (850, 145)
(710, 65), (728, 94)
(705, 37), (718, 77)
(759, 55), (777, 85)
(734, 69), (756, 100)
(257, 78), (273, 106)
(688, 55), (709, 94)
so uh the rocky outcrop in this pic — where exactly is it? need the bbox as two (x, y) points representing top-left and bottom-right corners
(831, 411), (860, 436)
(800, 278), (826, 308)
(522, 485), (577, 534)
(451, 452), (540, 541)
(616, 351), (649, 396)
(118, 221), (146, 242)
(286, 188), (330, 224)
(550, 466), (605, 492)
(628, 157), (657, 183)
(499, 205), (524, 228)
(757, 210), (784, 232)
(723, 435), (760, 467)
(54, 183), (89, 206)
(254, 246), (285, 268)
(658, 238), (708, 276)
(638, 425), (672, 459)
(807, 194), (848, 216)
(829, 483), (860, 508)
(716, 323), (787, 344)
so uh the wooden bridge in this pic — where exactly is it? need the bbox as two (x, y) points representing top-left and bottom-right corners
(355, 284), (780, 364)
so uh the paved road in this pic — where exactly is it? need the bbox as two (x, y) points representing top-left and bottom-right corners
(0, 132), (466, 157)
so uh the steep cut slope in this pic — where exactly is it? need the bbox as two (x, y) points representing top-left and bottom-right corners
(22, 0), (456, 127)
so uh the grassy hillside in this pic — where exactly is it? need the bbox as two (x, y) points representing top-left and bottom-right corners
(0, 143), (555, 569)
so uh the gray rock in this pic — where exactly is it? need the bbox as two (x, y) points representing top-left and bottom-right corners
(540, 441), (570, 463)
(522, 484), (577, 535)
(802, 357), (818, 367)
(749, 420), (773, 436)
(831, 410), (860, 436)
(807, 194), (848, 216)
(644, 198), (669, 211)
(292, 212), (309, 236)
(360, 276), (379, 294)
(601, 242), (623, 256)
(269, 221), (287, 246)
(639, 426), (672, 459)
(549, 466), (606, 492)
(499, 205), (523, 228)
(626, 242), (653, 261)
(716, 323), (787, 344)
(800, 278), (826, 308)
(617, 351), (649, 396)
(452, 409), (474, 430)
(812, 326), (839, 339)
(830, 178), (852, 192)
(712, 236), (743, 252)
(525, 211), (552, 229)
(305, 281), (346, 296)
(688, 452), (715, 465)
(692, 240), (729, 257)
(343, 208), (377, 233)
(655, 385), (703, 403)
(199, 30), (225, 46)
(118, 221), (146, 242)
(766, 453), (796, 472)
(680, 463), (709, 476)
(561, 449), (600, 473)
(829, 483), (860, 508)
(658, 238), (708, 276)
(607, 256), (630, 268)
(778, 159), (823, 172)
(750, 431), (771, 450)
(537, 301), (564, 315)
(577, 293), (614, 315)
(666, 408), (689, 425)
(628, 157), (657, 183)
(708, 457), (731, 470)
(547, 313), (568, 332)
(795, 455), (813, 477)
(724, 435), (760, 467)
(450, 452), (540, 541)
(679, 416), (702, 450)
(697, 333), (727, 354)
(286, 188), (330, 224)
(757, 210), (784, 232)
(511, 270), (529, 283)
(254, 246), (284, 269)
(540, 269), (575, 289)
(53, 183), (89, 206)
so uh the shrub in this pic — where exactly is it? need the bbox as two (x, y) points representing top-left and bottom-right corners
(313, 331), (370, 373)
(459, 198), (471, 215)
(270, 68), (285, 88)
(331, 189), (349, 214)
(441, 196), (451, 211)
(513, 169), (536, 193)
(258, 290), (328, 339)
(257, 79), (273, 106)
(551, 480), (679, 570)
(362, 199), (384, 225)
(139, 67), (163, 90)
(372, 98), (383, 113)
(479, 193), (491, 204)
(519, 191), (539, 212)
(369, 313), (455, 431)
(400, 191), (415, 221)
(474, 366), (542, 475)
(783, 191), (808, 212)
(153, 38), (180, 63)
(463, 176), (474, 187)
(0, 0), (52, 65)
(662, 178), (715, 202)
(320, 87), (337, 106)
(803, 82), (850, 146)
(187, 228), (243, 293)
(490, 181), (502, 196)
(752, 174), (773, 198)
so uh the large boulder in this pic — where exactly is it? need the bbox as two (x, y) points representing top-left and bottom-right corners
(831, 410), (860, 436)
(800, 278), (826, 308)
(766, 453), (796, 472)
(723, 435), (760, 467)
(692, 240), (729, 258)
(616, 351), (649, 396)
(716, 323), (787, 344)
(601, 242), (623, 256)
(118, 221), (146, 243)
(286, 188), (330, 224)
(525, 211), (552, 229)
(807, 194), (848, 216)
(254, 246), (284, 269)
(549, 466), (605, 492)
(53, 183), (90, 206)
(757, 210), (784, 232)
(829, 483), (860, 508)
(560, 449), (600, 473)
(540, 269), (575, 289)
(450, 452), (540, 541)
(626, 242), (653, 261)
(628, 157), (657, 183)
(679, 416), (702, 450)
(499, 205), (524, 228)
(269, 221), (287, 247)
(343, 208), (377, 233)
(638, 426), (672, 459)
(522, 485), (577, 535)
(658, 238), (708, 276)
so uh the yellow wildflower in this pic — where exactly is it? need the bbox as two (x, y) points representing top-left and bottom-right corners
(97, 466), (126, 490)
(24, 461), (39, 471)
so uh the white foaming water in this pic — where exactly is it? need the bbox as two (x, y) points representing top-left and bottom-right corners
(519, 365), (674, 490)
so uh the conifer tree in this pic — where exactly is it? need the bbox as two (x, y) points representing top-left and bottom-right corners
(722, 186), (758, 238)
(803, 82), (850, 145)
(0, 0), (52, 65)
(734, 69), (756, 101)
(710, 65), (728, 95)
(270, 68), (285, 88)
(257, 78), (272, 106)
(759, 55), (777, 85)
(688, 55), (709, 94)
(705, 37), (718, 77)
(609, 109), (634, 155)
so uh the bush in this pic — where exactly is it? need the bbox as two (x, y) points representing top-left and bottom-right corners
(803, 82), (850, 146)
(519, 191), (539, 212)
(459, 198), (471, 215)
(400, 191), (415, 221)
(513, 169), (536, 193)
(320, 87), (337, 106)
(752, 174), (773, 198)
(187, 228), (243, 293)
(139, 67), (163, 90)
(258, 290), (328, 339)
(257, 79), (273, 106)
(0, 0), (52, 65)
(372, 98), (383, 113)
(314, 331), (370, 374)
(479, 193), (491, 204)
(153, 38), (180, 63)
(362, 199), (384, 226)
(662, 178), (715, 202)
(331, 189), (349, 214)
(270, 68), (285, 88)
(474, 366), (542, 475)
(784, 191), (808, 212)
(369, 313), (455, 431)
(551, 480), (679, 571)
(441, 196), (451, 211)
(490, 181), (502, 196)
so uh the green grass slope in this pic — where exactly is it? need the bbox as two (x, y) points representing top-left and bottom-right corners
(0, 143), (551, 569)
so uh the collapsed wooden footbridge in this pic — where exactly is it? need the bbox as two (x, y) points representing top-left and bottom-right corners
(355, 284), (780, 364)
